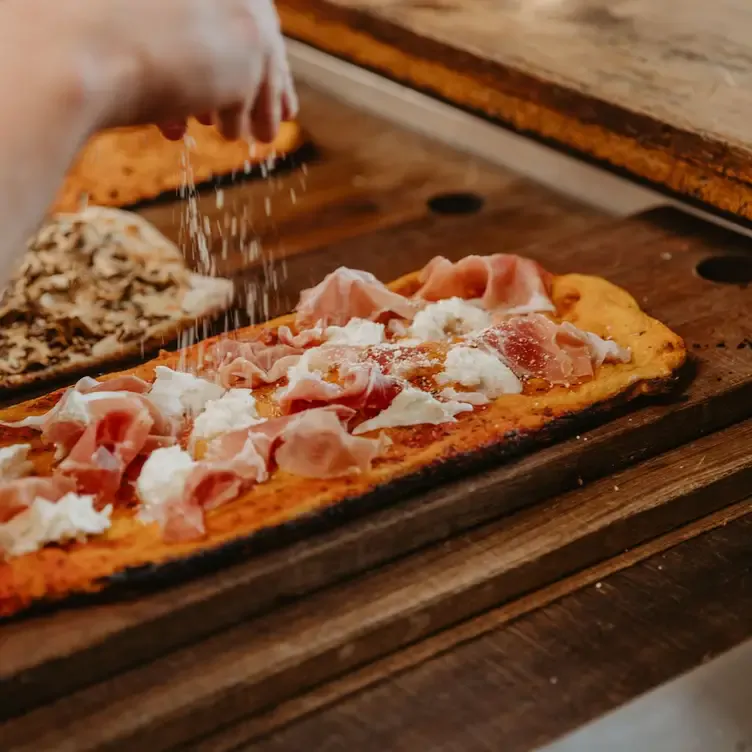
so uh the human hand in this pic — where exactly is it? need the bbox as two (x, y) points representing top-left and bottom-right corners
(82, 0), (298, 143)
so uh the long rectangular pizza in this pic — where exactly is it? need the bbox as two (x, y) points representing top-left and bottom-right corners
(0, 254), (686, 618)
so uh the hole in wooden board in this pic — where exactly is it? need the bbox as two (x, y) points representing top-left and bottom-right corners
(696, 255), (752, 285)
(427, 192), (484, 215)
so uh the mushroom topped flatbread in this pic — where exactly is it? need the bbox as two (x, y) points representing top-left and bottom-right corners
(0, 207), (233, 389)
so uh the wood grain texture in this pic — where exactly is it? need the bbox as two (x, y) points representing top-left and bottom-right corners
(5, 420), (752, 752)
(278, 0), (752, 221)
(3, 87), (752, 749)
(193, 498), (752, 751)
(251, 511), (752, 752)
(3, 204), (752, 723)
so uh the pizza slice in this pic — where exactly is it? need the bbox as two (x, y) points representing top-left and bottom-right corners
(53, 119), (306, 212)
(0, 207), (233, 390)
(0, 254), (686, 618)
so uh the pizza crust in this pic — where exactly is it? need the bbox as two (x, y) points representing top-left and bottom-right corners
(53, 121), (306, 213)
(0, 271), (686, 617)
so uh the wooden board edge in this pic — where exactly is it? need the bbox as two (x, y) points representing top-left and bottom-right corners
(6, 419), (752, 751)
(277, 0), (752, 222)
(190, 498), (752, 752)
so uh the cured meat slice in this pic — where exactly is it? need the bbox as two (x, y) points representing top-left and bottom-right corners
(58, 393), (155, 499)
(416, 254), (554, 315)
(295, 267), (417, 327)
(0, 374), (153, 431)
(558, 322), (632, 368)
(80, 375), (151, 395)
(277, 322), (326, 348)
(277, 362), (402, 416)
(215, 341), (303, 388)
(0, 475), (76, 523)
(275, 408), (387, 478)
(475, 314), (630, 386)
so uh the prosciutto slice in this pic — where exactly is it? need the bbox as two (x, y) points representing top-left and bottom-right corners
(415, 254), (554, 315)
(475, 314), (630, 386)
(214, 340), (303, 388)
(277, 322), (326, 348)
(0, 475), (76, 523)
(0, 373), (153, 432)
(295, 267), (417, 327)
(58, 393), (155, 499)
(277, 362), (403, 416)
(275, 408), (387, 478)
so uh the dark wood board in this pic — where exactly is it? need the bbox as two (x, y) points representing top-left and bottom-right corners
(3, 197), (752, 723)
(2, 85), (752, 742)
(248, 504), (752, 752)
(278, 0), (752, 223)
(5, 420), (752, 752)
(196, 498), (752, 751)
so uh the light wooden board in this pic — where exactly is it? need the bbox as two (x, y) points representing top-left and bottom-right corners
(278, 0), (752, 221)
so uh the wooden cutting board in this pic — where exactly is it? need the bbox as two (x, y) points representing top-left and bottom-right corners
(2, 203), (752, 732)
(277, 0), (752, 221)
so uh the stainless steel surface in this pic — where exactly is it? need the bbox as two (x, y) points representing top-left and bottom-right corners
(540, 639), (752, 752)
(287, 39), (752, 240)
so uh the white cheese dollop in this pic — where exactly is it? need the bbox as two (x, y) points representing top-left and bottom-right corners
(0, 493), (112, 558)
(437, 346), (522, 398)
(409, 298), (491, 341)
(505, 289), (556, 316)
(136, 445), (197, 522)
(324, 318), (385, 346)
(353, 386), (472, 435)
(438, 387), (490, 406)
(191, 389), (263, 445)
(0, 444), (33, 481)
(147, 366), (225, 420)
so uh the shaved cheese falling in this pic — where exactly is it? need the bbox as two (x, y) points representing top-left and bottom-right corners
(353, 387), (472, 435)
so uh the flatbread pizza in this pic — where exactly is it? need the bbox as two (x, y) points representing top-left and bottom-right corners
(0, 254), (686, 618)
(0, 207), (233, 390)
(53, 120), (306, 212)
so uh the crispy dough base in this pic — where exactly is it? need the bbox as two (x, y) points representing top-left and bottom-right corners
(52, 121), (306, 213)
(0, 208), (234, 392)
(0, 272), (686, 617)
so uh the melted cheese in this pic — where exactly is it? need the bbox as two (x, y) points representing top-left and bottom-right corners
(191, 389), (263, 444)
(0, 444), (33, 481)
(352, 386), (472, 435)
(409, 298), (491, 341)
(148, 366), (225, 420)
(437, 346), (522, 397)
(0, 493), (112, 558)
(325, 318), (385, 346)
(136, 445), (196, 521)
